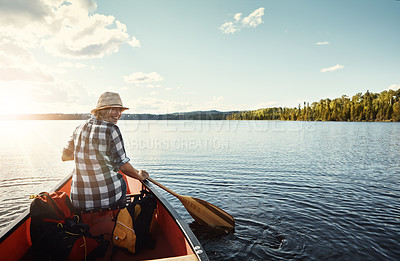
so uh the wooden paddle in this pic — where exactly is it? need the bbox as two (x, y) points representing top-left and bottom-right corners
(148, 178), (235, 230)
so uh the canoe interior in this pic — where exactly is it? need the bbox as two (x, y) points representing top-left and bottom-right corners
(0, 174), (207, 261)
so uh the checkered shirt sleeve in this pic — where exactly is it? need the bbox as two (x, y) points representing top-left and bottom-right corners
(110, 125), (130, 170)
(63, 134), (75, 159)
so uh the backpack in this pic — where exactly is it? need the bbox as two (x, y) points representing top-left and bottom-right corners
(112, 190), (157, 254)
(30, 191), (108, 261)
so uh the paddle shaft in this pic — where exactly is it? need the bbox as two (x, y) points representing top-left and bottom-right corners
(147, 178), (180, 197)
(147, 177), (235, 229)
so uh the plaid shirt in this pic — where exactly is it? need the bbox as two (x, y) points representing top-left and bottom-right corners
(64, 117), (130, 211)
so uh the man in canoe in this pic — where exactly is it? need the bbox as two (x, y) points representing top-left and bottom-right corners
(62, 91), (149, 211)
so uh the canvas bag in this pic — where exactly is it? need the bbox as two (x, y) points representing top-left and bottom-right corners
(112, 190), (157, 253)
(30, 191), (108, 261)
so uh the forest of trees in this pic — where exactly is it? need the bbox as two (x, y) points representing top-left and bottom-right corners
(227, 89), (400, 122)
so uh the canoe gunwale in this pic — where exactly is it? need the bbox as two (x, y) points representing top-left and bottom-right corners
(142, 179), (209, 261)
(0, 173), (209, 261)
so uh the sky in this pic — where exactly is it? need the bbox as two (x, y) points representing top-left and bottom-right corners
(0, 0), (399, 114)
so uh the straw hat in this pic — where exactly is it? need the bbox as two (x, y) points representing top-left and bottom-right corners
(91, 92), (129, 114)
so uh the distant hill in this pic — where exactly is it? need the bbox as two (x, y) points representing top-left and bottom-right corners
(123, 110), (240, 120)
(0, 110), (240, 121)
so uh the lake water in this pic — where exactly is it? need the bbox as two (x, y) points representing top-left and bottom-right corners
(0, 120), (399, 260)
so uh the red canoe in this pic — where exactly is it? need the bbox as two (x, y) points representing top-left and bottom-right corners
(0, 173), (209, 261)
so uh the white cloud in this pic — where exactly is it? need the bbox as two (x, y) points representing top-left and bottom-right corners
(124, 72), (164, 84)
(131, 97), (191, 114)
(241, 8), (265, 28)
(0, 41), (53, 83)
(219, 7), (265, 34)
(0, 79), (96, 113)
(0, 0), (51, 28)
(43, 13), (139, 58)
(387, 84), (400, 91)
(0, 0), (140, 59)
(26, 80), (94, 106)
(58, 62), (87, 69)
(127, 37), (141, 48)
(320, 64), (344, 72)
(219, 22), (240, 34)
(316, 41), (330, 45)
(0, 0), (140, 113)
(234, 13), (242, 22)
(0, 38), (99, 113)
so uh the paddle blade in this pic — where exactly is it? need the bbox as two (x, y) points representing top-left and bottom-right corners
(147, 178), (235, 230)
(178, 196), (235, 230)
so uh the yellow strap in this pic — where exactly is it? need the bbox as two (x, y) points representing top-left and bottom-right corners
(64, 232), (87, 261)
(80, 236), (87, 261)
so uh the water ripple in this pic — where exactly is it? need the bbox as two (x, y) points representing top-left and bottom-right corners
(1, 121), (400, 260)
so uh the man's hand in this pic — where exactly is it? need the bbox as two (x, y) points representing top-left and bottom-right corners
(139, 169), (149, 180)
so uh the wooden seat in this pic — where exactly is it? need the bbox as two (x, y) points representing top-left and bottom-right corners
(77, 193), (142, 214)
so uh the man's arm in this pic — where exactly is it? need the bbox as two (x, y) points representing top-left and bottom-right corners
(61, 148), (74, 161)
(119, 162), (149, 181)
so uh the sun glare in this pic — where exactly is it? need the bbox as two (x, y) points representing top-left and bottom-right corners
(0, 92), (30, 115)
